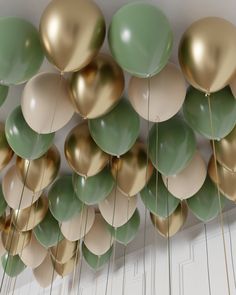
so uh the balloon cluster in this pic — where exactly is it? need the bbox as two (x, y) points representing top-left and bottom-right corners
(0, 0), (236, 286)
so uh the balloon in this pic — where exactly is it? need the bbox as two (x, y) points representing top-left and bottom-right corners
(0, 17), (44, 85)
(65, 122), (109, 177)
(230, 74), (236, 98)
(128, 63), (186, 122)
(48, 175), (83, 222)
(0, 185), (7, 217)
(99, 188), (137, 228)
(0, 85), (8, 107)
(40, 0), (105, 72)
(0, 237), (6, 256)
(2, 166), (42, 210)
(1, 253), (26, 278)
(70, 53), (124, 119)
(107, 209), (140, 245)
(187, 176), (226, 222)
(21, 73), (74, 134)
(84, 214), (113, 256)
(150, 202), (188, 238)
(149, 116), (196, 176)
(89, 99), (140, 156)
(34, 211), (63, 248)
(0, 123), (14, 171)
(50, 238), (77, 264)
(179, 17), (236, 93)
(73, 168), (114, 205)
(53, 254), (79, 277)
(20, 234), (47, 269)
(61, 206), (95, 242)
(5, 106), (54, 159)
(140, 172), (180, 218)
(108, 3), (172, 78)
(12, 195), (48, 232)
(162, 152), (207, 200)
(183, 87), (236, 140)
(82, 243), (113, 271)
(0, 213), (5, 232)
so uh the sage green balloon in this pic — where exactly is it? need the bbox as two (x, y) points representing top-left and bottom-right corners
(183, 86), (236, 140)
(73, 168), (114, 205)
(5, 106), (54, 159)
(187, 176), (226, 222)
(0, 185), (7, 217)
(0, 17), (44, 85)
(140, 172), (180, 218)
(108, 3), (173, 77)
(0, 85), (8, 107)
(89, 99), (140, 156)
(149, 116), (196, 176)
(107, 209), (140, 245)
(82, 242), (113, 271)
(1, 253), (26, 278)
(34, 211), (63, 248)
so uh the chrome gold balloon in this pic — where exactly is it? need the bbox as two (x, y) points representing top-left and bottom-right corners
(0, 123), (14, 171)
(50, 238), (77, 264)
(53, 254), (79, 277)
(0, 213), (6, 232)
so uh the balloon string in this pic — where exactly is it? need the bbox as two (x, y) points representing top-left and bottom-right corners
(122, 245), (127, 295)
(166, 179), (172, 295)
(227, 216), (236, 289)
(204, 223), (212, 295)
(109, 230), (117, 295)
(94, 255), (101, 295)
(207, 95), (231, 295)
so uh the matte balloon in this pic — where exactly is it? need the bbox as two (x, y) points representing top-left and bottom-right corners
(0, 123), (14, 171)
(0, 17), (43, 85)
(179, 17), (236, 93)
(21, 73), (74, 134)
(1, 253), (26, 278)
(162, 152), (207, 199)
(48, 175), (83, 222)
(89, 99), (140, 156)
(0, 85), (8, 107)
(128, 63), (186, 122)
(73, 168), (114, 205)
(40, 0), (105, 72)
(53, 254), (79, 277)
(230, 74), (236, 98)
(65, 122), (109, 177)
(140, 172), (180, 218)
(50, 238), (77, 264)
(149, 116), (196, 176)
(5, 106), (54, 159)
(183, 86), (236, 140)
(70, 53), (124, 119)
(108, 3), (172, 77)
(0, 185), (7, 217)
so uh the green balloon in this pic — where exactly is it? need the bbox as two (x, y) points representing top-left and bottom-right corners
(5, 106), (54, 159)
(34, 211), (63, 248)
(140, 172), (180, 218)
(108, 3), (173, 77)
(187, 176), (226, 222)
(107, 209), (140, 245)
(1, 253), (26, 278)
(149, 116), (196, 176)
(48, 175), (83, 222)
(73, 168), (114, 205)
(89, 99), (140, 156)
(82, 242), (113, 271)
(0, 17), (44, 85)
(0, 185), (7, 217)
(0, 85), (8, 107)
(183, 86), (236, 140)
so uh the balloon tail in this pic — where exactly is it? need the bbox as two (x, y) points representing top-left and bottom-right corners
(204, 223), (212, 295)
(166, 178), (172, 295)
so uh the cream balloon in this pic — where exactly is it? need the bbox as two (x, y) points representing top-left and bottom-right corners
(61, 206), (95, 242)
(2, 166), (42, 210)
(162, 152), (207, 199)
(21, 72), (74, 134)
(99, 188), (137, 227)
(230, 74), (236, 98)
(128, 63), (186, 122)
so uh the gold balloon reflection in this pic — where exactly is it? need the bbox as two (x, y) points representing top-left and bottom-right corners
(50, 238), (77, 264)
(0, 123), (14, 171)
(53, 254), (79, 277)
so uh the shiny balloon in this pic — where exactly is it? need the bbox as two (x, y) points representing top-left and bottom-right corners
(50, 238), (77, 264)
(53, 254), (79, 277)
(0, 213), (6, 232)
(1, 253), (26, 278)
(0, 123), (13, 171)
(0, 185), (7, 217)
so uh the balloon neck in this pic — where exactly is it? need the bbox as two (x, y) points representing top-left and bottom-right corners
(205, 92), (210, 97)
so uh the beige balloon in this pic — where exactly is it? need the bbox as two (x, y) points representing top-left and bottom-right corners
(84, 214), (113, 256)
(20, 234), (47, 269)
(21, 72), (74, 134)
(162, 152), (207, 199)
(99, 188), (137, 227)
(53, 254), (79, 277)
(61, 206), (95, 242)
(128, 63), (186, 122)
(50, 238), (77, 264)
(230, 74), (236, 98)
(2, 166), (42, 210)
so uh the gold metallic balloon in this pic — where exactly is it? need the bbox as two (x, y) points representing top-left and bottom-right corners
(50, 238), (77, 264)
(12, 195), (48, 232)
(65, 122), (109, 177)
(40, 0), (106, 72)
(150, 202), (188, 238)
(179, 17), (236, 93)
(16, 145), (60, 192)
(0, 213), (6, 232)
(0, 123), (14, 171)
(111, 142), (154, 197)
(70, 53), (124, 119)
(53, 254), (79, 277)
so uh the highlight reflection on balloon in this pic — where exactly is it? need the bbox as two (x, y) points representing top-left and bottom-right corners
(0, 123), (14, 171)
